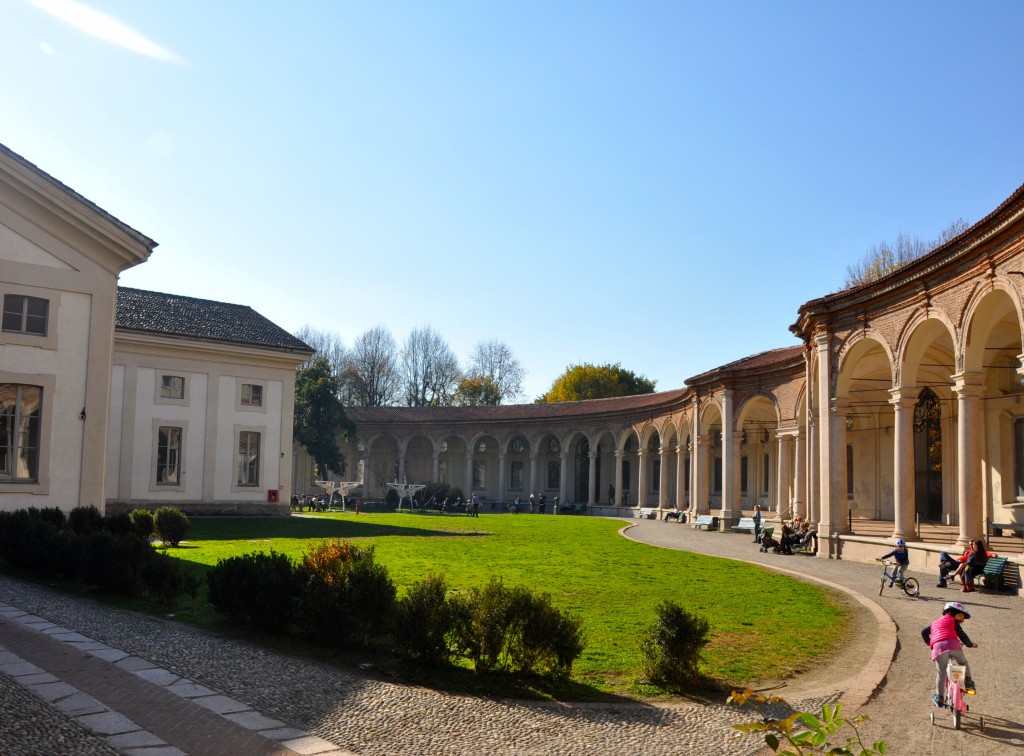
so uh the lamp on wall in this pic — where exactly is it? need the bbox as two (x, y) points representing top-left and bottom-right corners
(845, 413), (854, 431)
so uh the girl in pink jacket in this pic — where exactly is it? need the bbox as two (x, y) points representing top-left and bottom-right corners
(921, 601), (977, 707)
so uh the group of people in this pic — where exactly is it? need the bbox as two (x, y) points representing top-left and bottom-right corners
(289, 493), (330, 512)
(753, 506), (817, 554)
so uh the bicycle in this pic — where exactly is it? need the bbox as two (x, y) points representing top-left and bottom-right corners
(931, 659), (983, 731)
(876, 559), (920, 597)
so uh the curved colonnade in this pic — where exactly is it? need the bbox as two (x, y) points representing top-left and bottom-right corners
(300, 182), (1024, 559)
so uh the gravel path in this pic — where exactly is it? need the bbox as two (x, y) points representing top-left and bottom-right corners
(2, 519), (1018, 754)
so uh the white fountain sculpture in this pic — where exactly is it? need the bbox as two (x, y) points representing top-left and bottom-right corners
(314, 480), (362, 511)
(385, 482), (427, 511)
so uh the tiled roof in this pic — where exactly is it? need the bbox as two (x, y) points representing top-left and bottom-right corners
(347, 388), (690, 424)
(685, 345), (805, 385)
(115, 287), (312, 353)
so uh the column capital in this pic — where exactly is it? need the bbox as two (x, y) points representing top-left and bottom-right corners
(889, 386), (917, 407)
(952, 372), (985, 398)
(829, 397), (850, 415)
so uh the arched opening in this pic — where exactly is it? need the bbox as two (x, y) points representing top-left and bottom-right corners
(914, 387), (943, 521)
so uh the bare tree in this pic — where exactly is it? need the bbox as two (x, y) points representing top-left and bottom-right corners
(401, 325), (462, 407)
(343, 325), (401, 406)
(467, 339), (526, 404)
(844, 219), (971, 288)
(294, 325), (348, 374)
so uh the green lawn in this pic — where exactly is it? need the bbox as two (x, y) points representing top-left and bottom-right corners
(174, 512), (849, 697)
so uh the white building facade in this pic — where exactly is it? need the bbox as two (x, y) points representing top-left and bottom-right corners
(0, 144), (310, 516)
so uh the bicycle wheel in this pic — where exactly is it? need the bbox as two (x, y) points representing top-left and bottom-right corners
(952, 706), (961, 730)
(902, 577), (920, 597)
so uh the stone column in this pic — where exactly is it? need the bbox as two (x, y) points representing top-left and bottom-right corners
(529, 452), (538, 499)
(497, 453), (506, 503)
(815, 333), (838, 536)
(808, 417), (819, 524)
(398, 451), (406, 483)
(777, 433), (793, 519)
(431, 450), (440, 481)
(695, 436), (709, 515)
(953, 373), (985, 546)
(636, 449), (648, 508)
(659, 447), (671, 509)
(676, 444), (686, 511)
(614, 449), (624, 507)
(558, 451), (568, 512)
(720, 391), (738, 527)
(588, 450), (598, 506)
(890, 388), (916, 540)
(464, 452), (473, 500)
(362, 448), (372, 497)
(829, 397), (850, 534)
(793, 431), (806, 521)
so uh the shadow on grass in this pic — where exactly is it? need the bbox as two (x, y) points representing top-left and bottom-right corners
(187, 516), (488, 542)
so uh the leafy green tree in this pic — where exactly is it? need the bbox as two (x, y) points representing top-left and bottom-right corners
(537, 362), (656, 403)
(294, 357), (356, 477)
(454, 375), (502, 406)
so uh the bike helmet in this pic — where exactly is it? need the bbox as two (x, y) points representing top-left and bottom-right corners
(895, 539), (906, 547)
(943, 601), (971, 619)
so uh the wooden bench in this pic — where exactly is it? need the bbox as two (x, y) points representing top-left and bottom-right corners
(637, 507), (658, 519)
(730, 517), (757, 534)
(978, 556), (1009, 590)
(692, 514), (719, 530)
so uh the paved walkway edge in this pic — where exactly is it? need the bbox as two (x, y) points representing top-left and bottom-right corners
(620, 523), (898, 712)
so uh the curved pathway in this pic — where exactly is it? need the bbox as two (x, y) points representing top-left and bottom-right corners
(0, 519), (1020, 754)
(626, 519), (1024, 754)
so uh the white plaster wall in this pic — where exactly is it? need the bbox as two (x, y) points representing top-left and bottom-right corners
(213, 374), (284, 501)
(132, 368), (209, 501)
(106, 363), (125, 501)
(0, 292), (90, 509)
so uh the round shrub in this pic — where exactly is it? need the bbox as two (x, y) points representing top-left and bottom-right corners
(207, 550), (298, 632)
(393, 573), (455, 666)
(639, 600), (710, 688)
(103, 511), (134, 536)
(296, 540), (396, 649)
(129, 509), (155, 539)
(68, 505), (104, 535)
(154, 507), (190, 547)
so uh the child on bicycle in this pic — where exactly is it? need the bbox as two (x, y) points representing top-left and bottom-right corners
(921, 601), (978, 707)
(879, 538), (910, 587)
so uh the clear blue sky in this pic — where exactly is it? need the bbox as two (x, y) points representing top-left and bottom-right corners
(4, 1), (1024, 400)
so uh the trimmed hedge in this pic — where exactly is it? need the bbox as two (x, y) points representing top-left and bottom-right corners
(0, 505), (190, 604)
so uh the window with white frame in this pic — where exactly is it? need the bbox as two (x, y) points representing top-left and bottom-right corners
(241, 383), (263, 407)
(160, 375), (185, 400)
(156, 426), (182, 485)
(2, 295), (48, 336)
(0, 384), (42, 482)
(237, 431), (261, 486)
